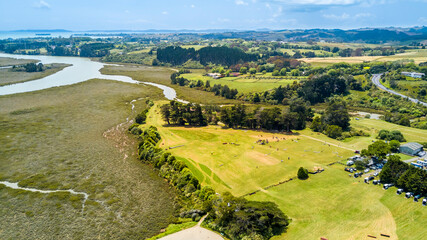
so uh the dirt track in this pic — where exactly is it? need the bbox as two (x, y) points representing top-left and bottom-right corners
(158, 215), (224, 240)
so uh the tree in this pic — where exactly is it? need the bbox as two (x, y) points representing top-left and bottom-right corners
(324, 125), (343, 139)
(297, 167), (309, 180)
(322, 97), (350, 130)
(367, 140), (391, 160)
(240, 67), (248, 74)
(281, 111), (298, 132)
(310, 116), (323, 132)
(253, 93), (260, 103)
(389, 140), (400, 152)
(249, 68), (257, 75)
(379, 155), (408, 184)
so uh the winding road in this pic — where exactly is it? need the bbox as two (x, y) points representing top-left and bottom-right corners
(371, 74), (427, 107)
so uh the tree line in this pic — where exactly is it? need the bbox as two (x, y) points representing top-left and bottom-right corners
(380, 155), (427, 196)
(170, 72), (239, 99)
(157, 46), (257, 66)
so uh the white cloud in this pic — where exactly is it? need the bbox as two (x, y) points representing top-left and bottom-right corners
(273, 6), (283, 18)
(190, 4), (195, 8)
(235, 0), (248, 5)
(323, 12), (372, 20)
(419, 17), (427, 24)
(271, 0), (359, 5)
(162, 11), (168, 15)
(217, 18), (230, 23)
(323, 13), (351, 20)
(35, 0), (51, 9)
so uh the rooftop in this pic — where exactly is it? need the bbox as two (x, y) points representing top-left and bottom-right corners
(401, 142), (423, 151)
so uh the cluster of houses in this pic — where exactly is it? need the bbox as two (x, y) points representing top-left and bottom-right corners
(401, 71), (425, 79)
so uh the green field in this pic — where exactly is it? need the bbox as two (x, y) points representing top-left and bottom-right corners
(181, 70), (306, 93)
(0, 63), (70, 86)
(0, 80), (177, 239)
(249, 165), (426, 240)
(145, 101), (427, 240)
(303, 49), (427, 66)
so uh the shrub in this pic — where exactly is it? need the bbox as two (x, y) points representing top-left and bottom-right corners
(324, 125), (343, 139)
(297, 167), (309, 180)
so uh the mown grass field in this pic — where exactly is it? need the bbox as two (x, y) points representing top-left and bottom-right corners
(146, 102), (354, 196)
(181, 69), (306, 93)
(0, 63), (70, 86)
(249, 165), (426, 240)
(302, 49), (427, 66)
(0, 79), (177, 239)
(100, 65), (241, 105)
(146, 101), (427, 240)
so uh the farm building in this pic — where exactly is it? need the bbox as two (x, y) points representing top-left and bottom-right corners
(401, 71), (425, 78)
(399, 142), (423, 156)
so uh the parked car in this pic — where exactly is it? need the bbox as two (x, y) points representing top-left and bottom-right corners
(405, 192), (414, 198)
(374, 172), (379, 177)
(368, 176), (374, 181)
(347, 160), (354, 166)
(423, 198), (427, 206)
(396, 189), (403, 195)
(364, 168), (370, 173)
(373, 180), (379, 185)
(414, 195), (421, 202)
(383, 183), (394, 190)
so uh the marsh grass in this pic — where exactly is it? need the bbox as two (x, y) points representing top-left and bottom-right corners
(0, 79), (178, 239)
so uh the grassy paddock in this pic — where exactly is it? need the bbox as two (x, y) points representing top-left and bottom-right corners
(0, 79), (177, 239)
(181, 70), (305, 93)
(302, 49), (427, 65)
(146, 101), (427, 240)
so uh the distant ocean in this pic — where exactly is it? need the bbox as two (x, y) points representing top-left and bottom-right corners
(0, 31), (125, 40)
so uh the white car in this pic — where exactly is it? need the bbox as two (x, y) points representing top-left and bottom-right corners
(364, 169), (370, 173)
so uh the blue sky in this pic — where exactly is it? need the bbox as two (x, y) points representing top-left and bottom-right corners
(0, 0), (426, 30)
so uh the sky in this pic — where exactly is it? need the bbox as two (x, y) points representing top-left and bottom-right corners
(0, 0), (426, 31)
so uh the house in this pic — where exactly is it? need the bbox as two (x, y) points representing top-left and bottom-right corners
(207, 73), (222, 79)
(399, 142), (423, 156)
(401, 71), (425, 79)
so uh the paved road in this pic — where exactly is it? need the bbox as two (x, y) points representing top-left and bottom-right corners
(158, 215), (224, 240)
(371, 74), (427, 107)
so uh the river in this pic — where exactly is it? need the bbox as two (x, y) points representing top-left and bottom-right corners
(0, 53), (184, 102)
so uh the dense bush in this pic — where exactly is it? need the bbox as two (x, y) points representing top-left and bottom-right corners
(206, 192), (290, 240)
(380, 155), (427, 195)
(377, 129), (406, 142)
(297, 167), (309, 180)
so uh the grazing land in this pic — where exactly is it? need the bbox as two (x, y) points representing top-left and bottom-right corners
(0, 79), (177, 239)
(302, 49), (427, 66)
(0, 63), (70, 86)
(144, 101), (427, 240)
(181, 69), (306, 93)
(249, 165), (426, 240)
